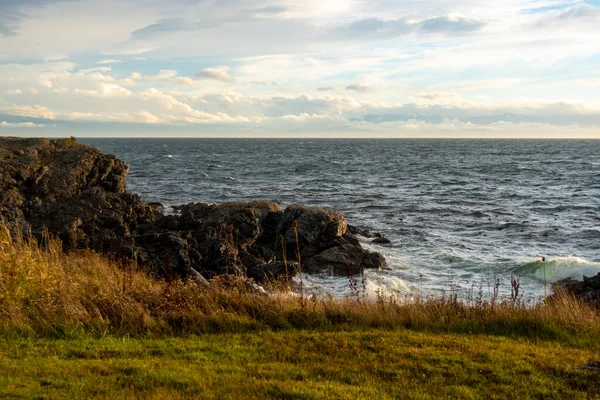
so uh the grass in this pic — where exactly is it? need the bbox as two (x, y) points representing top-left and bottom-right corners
(1, 223), (600, 398)
(1, 331), (599, 399)
(1, 221), (599, 341)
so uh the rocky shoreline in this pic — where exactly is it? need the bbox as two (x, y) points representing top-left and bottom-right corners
(1, 137), (598, 305)
(0, 137), (384, 283)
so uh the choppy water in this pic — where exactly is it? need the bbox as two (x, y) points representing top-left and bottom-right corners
(80, 138), (600, 301)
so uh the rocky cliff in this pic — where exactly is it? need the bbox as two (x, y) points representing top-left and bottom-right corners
(0, 137), (385, 282)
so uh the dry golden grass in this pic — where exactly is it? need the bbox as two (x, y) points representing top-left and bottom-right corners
(1, 222), (599, 341)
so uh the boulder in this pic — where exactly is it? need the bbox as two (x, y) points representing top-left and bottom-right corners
(372, 236), (391, 245)
(302, 243), (385, 275)
(277, 204), (347, 258)
(552, 273), (600, 306)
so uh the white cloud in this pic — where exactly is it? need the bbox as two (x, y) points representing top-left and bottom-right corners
(196, 66), (235, 82)
(0, 121), (55, 128)
(97, 59), (122, 64)
(78, 67), (112, 74)
(174, 77), (196, 87)
(2, 104), (56, 119)
(139, 70), (197, 87)
(535, 4), (600, 27)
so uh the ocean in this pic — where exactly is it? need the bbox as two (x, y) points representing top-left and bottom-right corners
(80, 138), (600, 301)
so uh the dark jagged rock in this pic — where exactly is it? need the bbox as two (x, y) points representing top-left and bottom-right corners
(278, 204), (347, 254)
(348, 224), (372, 238)
(302, 243), (385, 275)
(247, 261), (296, 284)
(275, 205), (384, 275)
(552, 273), (600, 306)
(372, 236), (391, 245)
(348, 224), (387, 241)
(0, 137), (156, 243)
(0, 137), (386, 282)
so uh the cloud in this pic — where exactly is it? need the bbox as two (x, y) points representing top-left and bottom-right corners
(131, 18), (198, 39)
(97, 59), (122, 65)
(0, 120), (55, 128)
(408, 92), (459, 103)
(141, 70), (197, 87)
(129, 4), (290, 40)
(536, 4), (600, 26)
(196, 66), (235, 82)
(252, 5), (288, 18)
(2, 104), (56, 119)
(252, 80), (278, 86)
(147, 70), (177, 80)
(418, 15), (486, 34)
(78, 67), (112, 74)
(345, 83), (370, 92)
(356, 101), (600, 127)
(174, 77), (196, 87)
(1, 1), (600, 137)
(333, 14), (485, 39)
(0, 0), (75, 37)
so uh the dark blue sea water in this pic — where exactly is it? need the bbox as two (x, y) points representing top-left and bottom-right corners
(80, 138), (600, 300)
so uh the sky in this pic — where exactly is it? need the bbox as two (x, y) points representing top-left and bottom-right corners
(0, 0), (600, 138)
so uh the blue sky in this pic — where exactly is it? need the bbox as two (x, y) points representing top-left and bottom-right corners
(0, 0), (599, 137)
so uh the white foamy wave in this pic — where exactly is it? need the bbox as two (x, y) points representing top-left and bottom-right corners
(294, 270), (414, 301)
(363, 272), (414, 301)
(518, 256), (600, 283)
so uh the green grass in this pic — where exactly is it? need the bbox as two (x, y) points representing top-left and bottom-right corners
(1, 330), (599, 399)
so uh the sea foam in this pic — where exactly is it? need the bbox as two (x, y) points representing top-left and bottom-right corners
(517, 256), (600, 283)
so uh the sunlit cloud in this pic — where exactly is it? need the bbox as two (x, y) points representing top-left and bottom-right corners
(196, 66), (235, 83)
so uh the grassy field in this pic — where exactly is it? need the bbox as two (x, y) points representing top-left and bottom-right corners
(1, 225), (600, 398)
(1, 330), (599, 399)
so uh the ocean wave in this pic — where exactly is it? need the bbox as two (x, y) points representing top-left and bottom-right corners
(363, 273), (414, 300)
(515, 256), (600, 283)
(517, 165), (535, 171)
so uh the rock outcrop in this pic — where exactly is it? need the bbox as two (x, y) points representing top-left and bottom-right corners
(553, 273), (600, 306)
(0, 137), (385, 283)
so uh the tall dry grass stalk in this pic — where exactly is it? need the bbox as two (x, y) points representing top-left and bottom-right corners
(0, 222), (599, 340)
